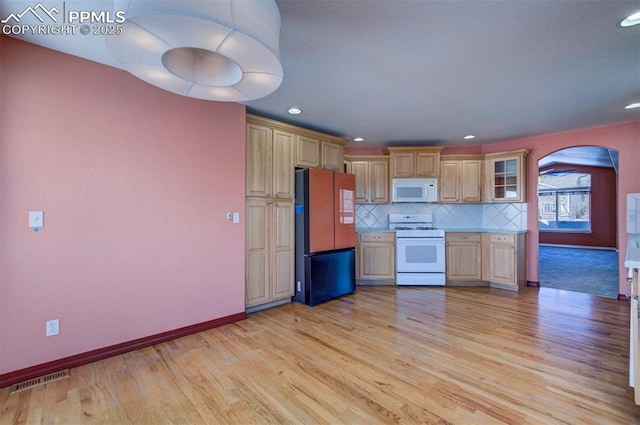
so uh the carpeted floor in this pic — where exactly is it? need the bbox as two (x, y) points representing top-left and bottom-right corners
(538, 245), (619, 298)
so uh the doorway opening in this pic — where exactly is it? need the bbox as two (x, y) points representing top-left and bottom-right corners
(537, 146), (619, 298)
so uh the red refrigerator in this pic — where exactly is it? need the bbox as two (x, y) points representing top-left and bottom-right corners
(293, 168), (356, 306)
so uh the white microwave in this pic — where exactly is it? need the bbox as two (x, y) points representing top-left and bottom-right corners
(392, 178), (438, 203)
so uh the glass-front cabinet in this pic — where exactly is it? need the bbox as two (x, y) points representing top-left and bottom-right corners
(485, 150), (529, 203)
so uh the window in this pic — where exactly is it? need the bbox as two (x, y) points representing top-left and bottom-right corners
(538, 172), (591, 231)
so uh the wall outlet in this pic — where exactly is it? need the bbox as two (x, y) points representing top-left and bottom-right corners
(46, 319), (59, 336)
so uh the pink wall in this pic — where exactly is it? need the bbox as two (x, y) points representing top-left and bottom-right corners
(482, 122), (640, 294)
(0, 37), (247, 373)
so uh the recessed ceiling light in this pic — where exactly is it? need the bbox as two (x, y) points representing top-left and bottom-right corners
(625, 102), (640, 109)
(621, 11), (640, 27)
(354, 137), (364, 142)
(463, 135), (476, 140)
(287, 107), (302, 115)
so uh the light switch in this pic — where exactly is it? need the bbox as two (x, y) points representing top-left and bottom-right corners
(232, 212), (240, 223)
(29, 211), (44, 228)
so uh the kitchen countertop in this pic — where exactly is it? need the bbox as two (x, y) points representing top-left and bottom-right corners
(625, 234), (640, 269)
(356, 228), (527, 234)
(444, 228), (527, 234)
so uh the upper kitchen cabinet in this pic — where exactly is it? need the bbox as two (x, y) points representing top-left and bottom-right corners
(345, 155), (390, 204)
(321, 141), (344, 171)
(386, 147), (443, 178)
(484, 150), (529, 203)
(294, 135), (345, 170)
(247, 114), (347, 173)
(439, 155), (483, 203)
(296, 135), (321, 168)
(246, 116), (295, 199)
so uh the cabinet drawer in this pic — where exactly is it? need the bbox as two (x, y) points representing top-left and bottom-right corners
(359, 232), (395, 242)
(446, 233), (481, 242)
(489, 233), (516, 244)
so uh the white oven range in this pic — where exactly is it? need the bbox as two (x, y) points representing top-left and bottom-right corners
(389, 213), (446, 286)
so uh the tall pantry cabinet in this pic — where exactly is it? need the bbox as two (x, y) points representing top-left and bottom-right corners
(245, 116), (295, 309)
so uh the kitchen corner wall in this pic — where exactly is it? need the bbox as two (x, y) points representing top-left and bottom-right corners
(356, 203), (528, 230)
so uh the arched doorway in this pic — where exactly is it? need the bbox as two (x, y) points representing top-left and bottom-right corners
(537, 146), (619, 297)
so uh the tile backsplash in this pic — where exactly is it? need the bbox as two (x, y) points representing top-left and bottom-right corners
(356, 203), (528, 231)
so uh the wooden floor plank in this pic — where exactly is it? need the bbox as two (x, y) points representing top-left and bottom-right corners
(1, 286), (639, 424)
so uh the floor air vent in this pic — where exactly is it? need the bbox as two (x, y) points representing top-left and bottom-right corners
(10, 369), (70, 394)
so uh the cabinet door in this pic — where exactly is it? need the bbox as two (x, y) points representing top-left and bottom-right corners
(461, 160), (482, 202)
(391, 152), (415, 178)
(271, 202), (294, 299)
(296, 135), (320, 168)
(446, 242), (482, 280)
(351, 161), (369, 203)
(369, 160), (389, 203)
(488, 241), (516, 284)
(415, 152), (439, 177)
(321, 141), (344, 171)
(272, 130), (294, 199)
(246, 200), (270, 306)
(488, 156), (524, 202)
(360, 243), (395, 280)
(246, 124), (272, 197)
(439, 160), (460, 202)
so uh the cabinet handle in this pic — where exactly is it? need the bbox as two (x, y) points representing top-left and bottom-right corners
(497, 237), (506, 240)
(459, 236), (468, 240)
(374, 236), (381, 239)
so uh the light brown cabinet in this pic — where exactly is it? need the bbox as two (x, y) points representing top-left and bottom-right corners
(483, 232), (526, 291)
(246, 113), (345, 171)
(321, 141), (344, 171)
(346, 155), (389, 203)
(245, 199), (295, 307)
(295, 135), (321, 168)
(295, 137), (345, 170)
(357, 232), (395, 283)
(386, 147), (443, 179)
(485, 150), (529, 203)
(439, 155), (483, 203)
(245, 114), (348, 309)
(445, 233), (482, 281)
(246, 122), (294, 199)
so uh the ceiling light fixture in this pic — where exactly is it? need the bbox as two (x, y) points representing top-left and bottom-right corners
(621, 11), (640, 27)
(288, 107), (302, 115)
(354, 137), (364, 142)
(106, 0), (283, 102)
(463, 135), (476, 140)
(625, 102), (640, 109)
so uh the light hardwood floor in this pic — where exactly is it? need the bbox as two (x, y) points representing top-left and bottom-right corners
(1, 286), (639, 424)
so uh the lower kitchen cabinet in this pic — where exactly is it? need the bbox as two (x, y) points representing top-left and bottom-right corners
(246, 199), (294, 308)
(357, 232), (395, 284)
(445, 233), (482, 282)
(484, 232), (526, 291)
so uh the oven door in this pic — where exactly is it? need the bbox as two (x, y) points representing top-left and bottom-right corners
(396, 237), (445, 273)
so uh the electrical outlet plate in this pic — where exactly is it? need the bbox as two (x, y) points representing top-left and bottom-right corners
(46, 319), (59, 336)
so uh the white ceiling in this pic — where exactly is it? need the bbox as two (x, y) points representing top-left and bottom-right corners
(2, 0), (639, 149)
